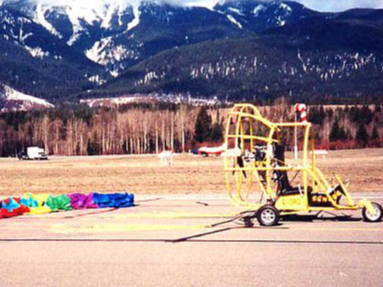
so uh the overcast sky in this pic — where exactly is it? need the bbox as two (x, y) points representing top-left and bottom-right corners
(2, 0), (383, 12)
(287, 0), (383, 11)
(188, 0), (383, 11)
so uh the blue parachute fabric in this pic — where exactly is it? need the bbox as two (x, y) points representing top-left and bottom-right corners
(92, 192), (134, 208)
(1, 198), (21, 212)
(20, 193), (39, 208)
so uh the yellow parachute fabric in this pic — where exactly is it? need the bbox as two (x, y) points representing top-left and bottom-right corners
(22, 193), (52, 214)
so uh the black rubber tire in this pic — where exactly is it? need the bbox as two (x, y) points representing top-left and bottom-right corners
(362, 202), (383, 222)
(257, 205), (280, 226)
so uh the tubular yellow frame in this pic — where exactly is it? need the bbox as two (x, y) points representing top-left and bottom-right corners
(224, 104), (376, 215)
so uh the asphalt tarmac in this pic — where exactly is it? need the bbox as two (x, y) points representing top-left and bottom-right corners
(1, 194), (383, 287)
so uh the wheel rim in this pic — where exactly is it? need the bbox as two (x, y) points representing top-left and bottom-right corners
(261, 209), (276, 225)
(366, 205), (382, 221)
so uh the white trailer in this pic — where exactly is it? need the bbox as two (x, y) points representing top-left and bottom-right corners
(19, 147), (48, 160)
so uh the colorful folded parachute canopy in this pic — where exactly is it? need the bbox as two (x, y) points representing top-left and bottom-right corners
(0, 192), (134, 220)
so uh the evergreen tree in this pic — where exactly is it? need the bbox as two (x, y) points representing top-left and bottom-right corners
(329, 120), (347, 141)
(87, 132), (101, 155)
(211, 110), (224, 142)
(308, 106), (325, 125)
(211, 122), (223, 142)
(319, 105), (326, 122)
(346, 129), (353, 140)
(329, 120), (340, 142)
(194, 106), (212, 143)
(356, 124), (369, 145)
(371, 126), (380, 140)
(0, 85), (5, 110)
(360, 105), (373, 125)
(338, 126), (347, 141)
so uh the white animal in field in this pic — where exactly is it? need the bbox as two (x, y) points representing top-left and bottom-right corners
(311, 150), (329, 159)
(158, 151), (174, 166)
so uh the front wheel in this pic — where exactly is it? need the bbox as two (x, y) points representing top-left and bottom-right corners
(257, 205), (280, 226)
(362, 202), (383, 222)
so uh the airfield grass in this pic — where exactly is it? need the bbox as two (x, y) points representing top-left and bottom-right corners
(0, 148), (382, 196)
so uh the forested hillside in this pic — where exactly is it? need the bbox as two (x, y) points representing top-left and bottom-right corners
(1, 0), (383, 103)
(96, 15), (383, 101)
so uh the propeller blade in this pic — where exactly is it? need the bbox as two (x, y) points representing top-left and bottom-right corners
(237, 156), (247, 178)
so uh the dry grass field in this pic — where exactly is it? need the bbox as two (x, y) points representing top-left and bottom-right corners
(0, 148), (382, 196)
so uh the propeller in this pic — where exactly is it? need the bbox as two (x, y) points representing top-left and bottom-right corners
(232, 141), (247, 178)
(237, 155), (247, 178)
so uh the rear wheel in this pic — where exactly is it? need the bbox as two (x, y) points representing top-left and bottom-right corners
(362, 202), (383, 222)
(257, 205), (280, 226)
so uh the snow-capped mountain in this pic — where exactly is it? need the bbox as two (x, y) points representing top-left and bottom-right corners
(2, 0), (383, 103)
(0, 83), (54, 112)
(1, 0), (314, 77)
(0, 3), (109, 100)
(214, 0), (317, 31)
(3, 0), (136, 47)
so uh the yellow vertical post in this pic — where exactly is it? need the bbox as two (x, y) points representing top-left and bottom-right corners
(311, 129), (316, 193)
(302, 124), (311, 210)
(266, 127), (275, 199)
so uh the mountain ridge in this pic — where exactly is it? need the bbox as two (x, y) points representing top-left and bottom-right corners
(0, 0), (383, 104)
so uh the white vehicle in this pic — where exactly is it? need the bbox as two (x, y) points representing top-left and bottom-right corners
(19, 147), (48, 160)
(198, 143), (227, 157)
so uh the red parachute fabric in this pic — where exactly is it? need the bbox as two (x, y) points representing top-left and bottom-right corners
(0, 197), (30, 219)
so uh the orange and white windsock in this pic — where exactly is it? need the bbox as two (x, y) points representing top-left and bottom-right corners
(295, 103), (308, 123)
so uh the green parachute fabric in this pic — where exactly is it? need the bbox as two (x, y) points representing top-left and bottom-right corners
(45, 195), (72, 212)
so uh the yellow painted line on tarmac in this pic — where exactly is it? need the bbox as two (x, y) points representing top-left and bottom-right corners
(291, 227), (383, 232)
(51, 223), (208, 234)
(109, 212), (239, 219)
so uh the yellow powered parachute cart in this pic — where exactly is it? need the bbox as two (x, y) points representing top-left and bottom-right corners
(224, 104), (383, 226)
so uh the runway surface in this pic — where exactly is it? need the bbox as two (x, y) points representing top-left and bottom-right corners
(1, 194), (383, 287)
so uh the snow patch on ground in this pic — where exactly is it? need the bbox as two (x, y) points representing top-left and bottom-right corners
(228, 7), (244, 16)
(80, 94), (229, 108)
(35, 4), (62, 38)
(25, 46), (50, 59)
(86, 36), (136, 67)
(65, 5), (90, 46)
(88, 75), (106, 85)
(227, 14), (242, 29)
(110, 70), (119, 78)
(253, 4), (266, 16)
(86, 37), (113, 63)
(80, 96), (143, 108)
(279, 3), (292, 13)
(127, 4), (141, 31)
(101, 5), (117, 29)
(1, 84), (54, 112)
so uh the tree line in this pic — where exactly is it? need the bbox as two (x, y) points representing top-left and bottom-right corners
(308, 104), (382, 149)
(0, 102), (381, 157)
(0, 103), (225, 157)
